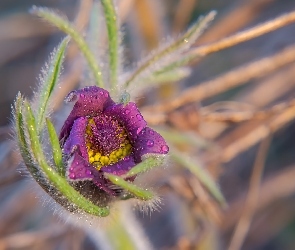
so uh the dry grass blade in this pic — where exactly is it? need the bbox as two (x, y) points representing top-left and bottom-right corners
(223, 165), (295, 233)
(201, 99), (295, 123)
(173, 0), (198, 34)
(194, 10), (295, 56)
(144, 43), (295, 113)
(220, 104), (295, 163)
(228, 135), (272, 250)
(196, 0), (273, 44)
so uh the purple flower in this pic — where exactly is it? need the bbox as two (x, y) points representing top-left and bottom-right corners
(60, 86), (169, 196)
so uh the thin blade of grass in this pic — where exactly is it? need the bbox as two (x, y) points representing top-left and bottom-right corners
(100, 0), (119, 92)
(124, 11), (216, 88)
(31, 7), (104, 88)
(35, 37), (68, 132)
(171, 149), (227, 207)
(46, 118), (64, 176)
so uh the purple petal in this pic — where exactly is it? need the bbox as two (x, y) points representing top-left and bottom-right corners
(100, 156), (136, 176)
(66, 150), (94, 181)
(104, 102), (147, 143)
(66, 151), (116, 195)
(63, 117), (88, 160)
(60, 86), (115, 141)
(133, 127), (169, 162)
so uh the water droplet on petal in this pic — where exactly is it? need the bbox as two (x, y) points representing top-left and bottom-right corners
(149, 130), (154, 135)
(69, 167), (74, 171)
(86, 170), (92, 175)
(136, 114), (142, 120)
(80, 94), (85, 98)
(161, 145), (169, 153)
(147, 139), (154, 147)
(69, 173), (76, 179)
(136, 127), (144, 134)
(125, 109), (130, 114)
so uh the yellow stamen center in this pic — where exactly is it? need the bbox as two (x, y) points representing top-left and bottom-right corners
(85, 118), (132, 170)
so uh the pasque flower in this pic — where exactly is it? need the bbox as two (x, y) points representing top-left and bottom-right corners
(14, 5), (221, 218)
(60, 86), (169, 196)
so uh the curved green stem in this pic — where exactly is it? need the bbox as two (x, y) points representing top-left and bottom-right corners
(124, 11), (216, 88)
(100, 0), (119, 92)
(31, 7), (104, 88)
(46, 118), (64, 176)
(36, 37), (68, 132)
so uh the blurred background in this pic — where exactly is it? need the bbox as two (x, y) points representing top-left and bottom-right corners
(1, 0), (295, 249)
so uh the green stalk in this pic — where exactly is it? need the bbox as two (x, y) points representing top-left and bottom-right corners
(14, 95), (36, 173)
(24, 101), (109, 217)
(100, 0), (119, 91)
(31, 7), (104, 88)
(124, 11), (216, 88)
(36, 37), (68, 132)
(46, 118), (64, 176)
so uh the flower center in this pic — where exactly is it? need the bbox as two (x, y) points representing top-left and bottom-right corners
(85, 115), (132, 169)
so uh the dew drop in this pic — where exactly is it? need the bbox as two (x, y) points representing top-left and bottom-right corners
(86, 170), (92, 175)
(136, 114), (142, 120)
(161, 145), (169, 153)
(136, 127), (143, 135)
(149, 130), (154, 135)
(69, 167), (74, 171)
(69, 173), (76, 179)
(80, 94), (85, 98)
(147, 139), (154, 147)
(125, 109), (130, 114)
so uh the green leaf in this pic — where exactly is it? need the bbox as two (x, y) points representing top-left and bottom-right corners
(100, 0), (119, 91)
(31, 6), (104, 88)
(155, 52), (198, 75)
(46, 118), (64, 176)
(143, 67), (191, 86)
(36, 37), (68, 132)
(24, 101), (109, 217)
(105, 173), (154, 200)
(156, 127), (209, 149)
(14, 94), (37, 175)
(124, 11), (216, 88)
(171, 149), (227, 207)
(123, 155), (165, 178)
